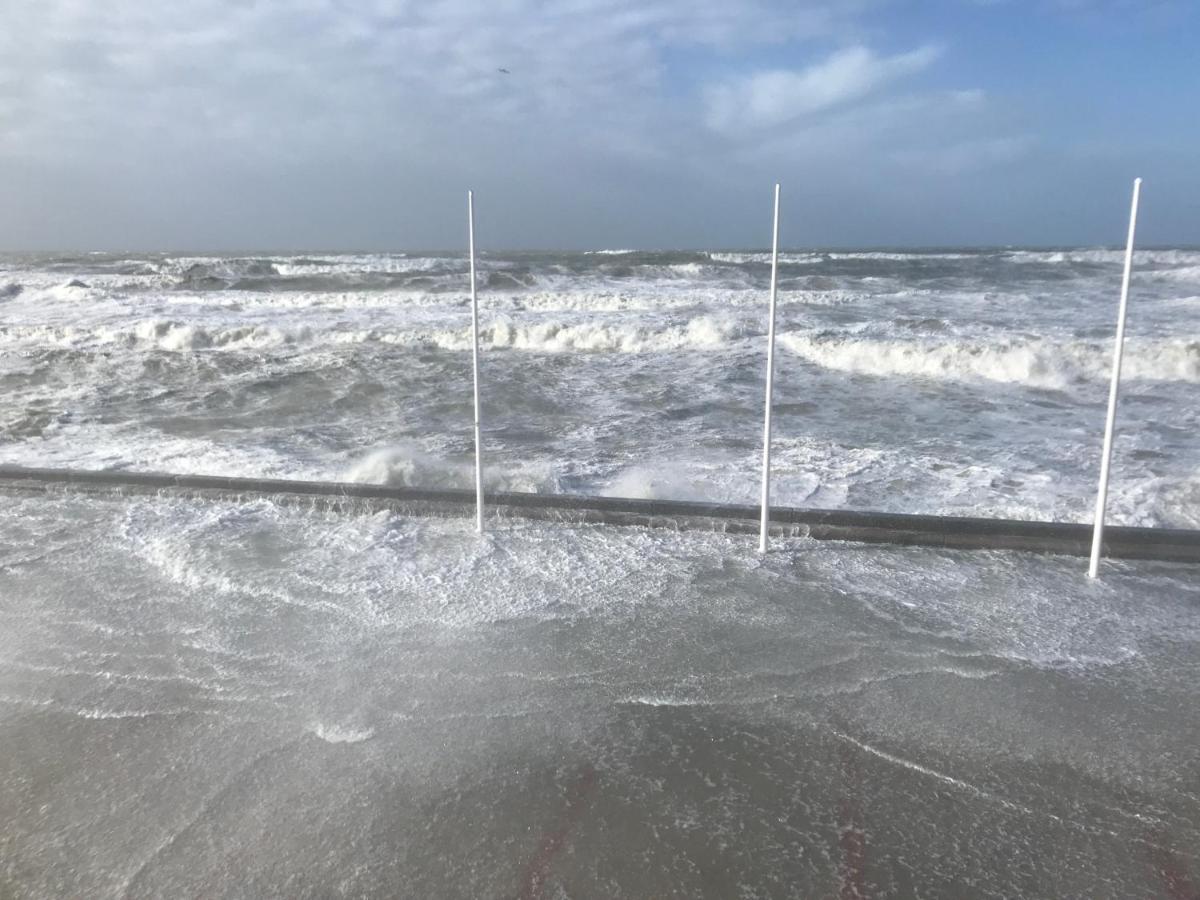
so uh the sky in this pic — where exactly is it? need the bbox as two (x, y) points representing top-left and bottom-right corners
(1, 0), (1197, 250)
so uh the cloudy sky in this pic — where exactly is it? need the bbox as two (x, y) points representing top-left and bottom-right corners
(1, 0), (1196, 250)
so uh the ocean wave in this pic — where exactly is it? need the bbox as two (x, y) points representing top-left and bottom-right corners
(337, 316), (751, 353)
(21, 281), (96, 303)
(272, 254), (456, 276)
(466, 315), (749, 352)
(173, 258), (279, 289)
(779, 334), (1200, 387)
(708, 251), (823, 265)
(0, 314), (757, 354)
(133, 320), (301, 351)
(1150, 264), (1200, 284)
(709, 247), (1200, 268)
(1, 280), (98, 304)
(590, 261), (737, 282)
(0, 320), (302, 351)
(824, 251), (979, 261)
(161, 255), (468, 291)
(485, 269), (538, 289)
(508, 287), (857, 311)
(7, 318), (1196, 381)
(1004, 248), (1200, 266)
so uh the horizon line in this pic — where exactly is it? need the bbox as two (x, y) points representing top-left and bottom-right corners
(3, 243), (1200, 256)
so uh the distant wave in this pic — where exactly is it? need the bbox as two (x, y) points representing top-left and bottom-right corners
(1003, 248), (1200, 267)
(705, 248), (1200, 268)
(708, 251), (823, 265)
(158, 255), (761, 292)
(824, 251), (980, 261)
(166, 255), (467, 292)
(272, 256), (456, 277)
(174, 258), (279, 289)
(779, 334), (1200, 387)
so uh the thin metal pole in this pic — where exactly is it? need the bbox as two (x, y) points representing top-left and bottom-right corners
(759, 183), (781, 553)
(468, 190), (484, 533)
(1088, 177), (1142, 578)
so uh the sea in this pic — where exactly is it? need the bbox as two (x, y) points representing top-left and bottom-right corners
(1, 246), (1198, 524)
(0, 247), (1197, 898)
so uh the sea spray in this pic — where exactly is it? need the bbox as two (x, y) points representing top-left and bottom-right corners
(345, 445), (560, 494)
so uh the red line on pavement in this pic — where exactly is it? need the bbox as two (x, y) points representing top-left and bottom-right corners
(517, 765), (598, 900)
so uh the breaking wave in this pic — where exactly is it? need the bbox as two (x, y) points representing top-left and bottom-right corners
(779, 334), (1200, 388)
(463, 316), (748, 352)
(708, 251), (823, 265)
(1, 315), (752, 354)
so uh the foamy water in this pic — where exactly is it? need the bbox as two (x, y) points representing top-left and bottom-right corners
(0, 492), (1196, 897)
(1, 247), (1198, 525)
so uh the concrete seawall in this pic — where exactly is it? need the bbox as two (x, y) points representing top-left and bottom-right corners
(2, 464), (1198, 564)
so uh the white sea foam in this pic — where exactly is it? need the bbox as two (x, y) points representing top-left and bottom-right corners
(74, 707), (192, 720)
(310, 723), (375, 744)
(622, 695), (707, 707)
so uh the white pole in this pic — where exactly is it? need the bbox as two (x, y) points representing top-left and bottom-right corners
(468, 190), (485, 533)
(759, 183), (782, 554)
(1088, 177), (1142, 578)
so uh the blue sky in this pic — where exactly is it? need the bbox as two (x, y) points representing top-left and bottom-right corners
(1, 0), (1196, 250)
